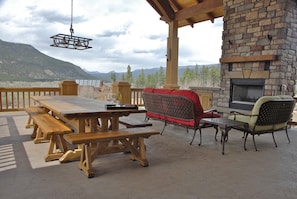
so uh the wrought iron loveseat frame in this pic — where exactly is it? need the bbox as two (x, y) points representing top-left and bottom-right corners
(143, 92), (219, 145)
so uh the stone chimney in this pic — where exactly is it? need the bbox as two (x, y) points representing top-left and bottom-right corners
(215, 0), (297, 112)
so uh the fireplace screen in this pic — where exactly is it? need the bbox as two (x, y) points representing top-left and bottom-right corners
(230, 79), (265, 110)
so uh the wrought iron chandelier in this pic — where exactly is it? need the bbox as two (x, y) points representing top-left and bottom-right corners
(50, 0), (92, 50)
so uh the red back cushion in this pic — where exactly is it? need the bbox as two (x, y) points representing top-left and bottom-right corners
(171, 90), (204, 115)
(143, 88), (155, 93)
(153, 88), (174, 94)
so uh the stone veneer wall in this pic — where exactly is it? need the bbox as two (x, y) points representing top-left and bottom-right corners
(215, 0), (297, 112)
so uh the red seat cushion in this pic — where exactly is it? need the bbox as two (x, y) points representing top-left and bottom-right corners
(166, 116), (195, 127)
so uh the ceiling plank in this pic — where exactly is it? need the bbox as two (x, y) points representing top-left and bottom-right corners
(175, 0), (223, 21)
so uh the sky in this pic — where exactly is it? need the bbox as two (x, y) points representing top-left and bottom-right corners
(0, 0), (223, 73)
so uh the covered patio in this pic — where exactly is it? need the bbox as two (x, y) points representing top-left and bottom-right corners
(1, 111), (297, 198)
(147, 0), (223, 89)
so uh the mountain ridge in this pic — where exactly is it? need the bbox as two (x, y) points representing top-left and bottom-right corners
(0, 39), (96, 81)
(0, 39), (220, 82)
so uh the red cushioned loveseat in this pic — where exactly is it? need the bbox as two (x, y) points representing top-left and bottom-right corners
(142, 88), (220, 145)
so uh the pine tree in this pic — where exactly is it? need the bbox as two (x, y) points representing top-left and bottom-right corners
(126, 65), (134, 84)
(110, 72), (116, 82)
(135, 69), (146, 88)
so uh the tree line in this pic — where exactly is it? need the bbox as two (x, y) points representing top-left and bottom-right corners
(110, 64), (220, 89)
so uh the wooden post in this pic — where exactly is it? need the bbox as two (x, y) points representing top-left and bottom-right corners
(112, 81), (131, 104)
(164, 20), (180, 89)
(59, 80), (78, 95)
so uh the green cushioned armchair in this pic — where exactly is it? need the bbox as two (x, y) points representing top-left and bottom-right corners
(228, 95), (295, 151)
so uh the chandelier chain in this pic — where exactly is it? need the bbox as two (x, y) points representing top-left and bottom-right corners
(70, 0), (74, 36)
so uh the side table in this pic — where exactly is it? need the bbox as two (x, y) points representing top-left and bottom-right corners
(201, 118), (248, 155)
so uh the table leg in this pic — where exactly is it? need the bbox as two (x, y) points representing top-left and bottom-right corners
(221, 126), (231, 155)
(110, 116), (120, 130)
(100, 117), (110, 131)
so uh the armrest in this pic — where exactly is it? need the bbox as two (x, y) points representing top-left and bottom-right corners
(230, 111), (250, 116)
(204, 108), (217, 113)
(203, 108), (219, 117)
(229, 111), (258, 120)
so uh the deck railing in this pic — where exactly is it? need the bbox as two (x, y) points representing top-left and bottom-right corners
(0, 87), (60, 111)
(131, 88), (144, 106)
(0, 87), (145, 112)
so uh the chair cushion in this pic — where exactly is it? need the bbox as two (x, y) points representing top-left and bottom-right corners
(166, 116), (195, 127)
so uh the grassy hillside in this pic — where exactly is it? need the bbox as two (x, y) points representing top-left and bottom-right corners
(0, 39), (96, 81)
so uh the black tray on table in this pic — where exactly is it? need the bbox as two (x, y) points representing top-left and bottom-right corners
(105, 104), (138, 110)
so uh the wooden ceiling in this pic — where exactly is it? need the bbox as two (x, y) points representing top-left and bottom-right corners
(147, 0), (224, 27)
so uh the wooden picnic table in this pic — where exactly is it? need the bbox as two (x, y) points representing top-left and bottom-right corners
(31, 95), (146, 162)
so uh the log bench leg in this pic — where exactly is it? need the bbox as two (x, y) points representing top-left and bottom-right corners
(45, 134), (69, 162)
(79, 144), (95, 178)
(31, 123), (38, 139)
(26, 116), (34, 129)
(121, 137), (148, 167)
(33, 128), (49, 144)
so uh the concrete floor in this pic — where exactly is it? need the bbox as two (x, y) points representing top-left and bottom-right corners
(0, 111), (297, 199)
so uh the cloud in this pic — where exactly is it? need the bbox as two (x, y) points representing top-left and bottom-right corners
(0, 0), (223, 73)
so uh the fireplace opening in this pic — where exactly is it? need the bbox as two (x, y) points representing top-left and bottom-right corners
(230, 78), (265, 110)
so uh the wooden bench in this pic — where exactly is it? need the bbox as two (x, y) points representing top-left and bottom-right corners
(63, 127), (159, 178)
(24, 106), (47, 129)
(30, 113), (73, 161)
(119, 117), (152, 128)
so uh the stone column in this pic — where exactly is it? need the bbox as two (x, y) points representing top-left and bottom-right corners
(59, 80), (78, 95)
(216, 0), (297, 111)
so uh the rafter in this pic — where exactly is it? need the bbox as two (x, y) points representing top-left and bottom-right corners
(206, 12), (214, 23)
(169, 0), (195, 27)
(147, 0), (163, 18)
(175, 0), (223, 21)
(149, 0), (175, 22)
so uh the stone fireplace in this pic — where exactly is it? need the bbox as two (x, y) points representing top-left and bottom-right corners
(213, 0), (297, 113)
(191, 1), (297, 113)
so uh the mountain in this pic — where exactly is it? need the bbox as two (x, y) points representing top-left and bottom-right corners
(0, 39), (96, 81)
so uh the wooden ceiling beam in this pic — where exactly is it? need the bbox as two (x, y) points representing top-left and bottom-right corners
(175, 0), (223, 21)
(168, 0), (179, 11)
(169, 0), (196, 27)
(151, 0), (175, 22)
(206, 12), (214, 23)
(147, 0), (163, 18)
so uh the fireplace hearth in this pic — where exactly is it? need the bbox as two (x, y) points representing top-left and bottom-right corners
(230, 78), (265, 110)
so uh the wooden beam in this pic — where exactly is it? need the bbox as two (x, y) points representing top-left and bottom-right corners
(147, 0), (163, 18)
(175, 0), (223, 21)
(151, 0), (175, 22)
(206, 12), (214, 23)
(220, 55), (277, 63)
(169, 0), (195, 27)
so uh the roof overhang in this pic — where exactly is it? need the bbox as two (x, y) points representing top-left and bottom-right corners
(147, 0), (224, 27)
